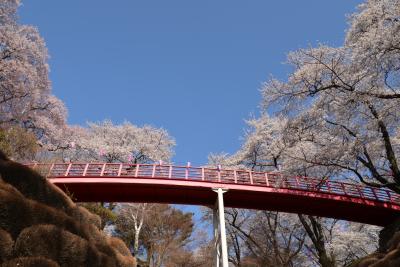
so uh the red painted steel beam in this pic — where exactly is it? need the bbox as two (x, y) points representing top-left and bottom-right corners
(49, 176), (400, 226)
(27, 163), (400, 226)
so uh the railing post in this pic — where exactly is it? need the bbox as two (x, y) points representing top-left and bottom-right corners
(201, 168), (205, 181)
(371, 187), (379, 201)
(234, 170), (237, 184)
(217, 165), (221, 182)
(341, 183), (347, 196)
(283, 175), (288, 188)
(135, 164), (140, 177)
(169, 165), (173, 179)
(212, 188), (229, 267)
(100, 164), (106, 176)
(47, 163), (54, 177)
(325, 180), (331, 193)
(310, 178), (316, 191)
(265, 173), (269, 186)
(117, 164), (123, 177)
(356, 185), (364, 199)
(186, 162), (190, 180)
(151, 164), (156, 178)
(249, 171), (253, 185)
(65, 163), (72, 176)
(295, 176), (300, 188)
(304, 177), (310, 190)
(387, 190), (393, 202)
(83, 164), (89, 176)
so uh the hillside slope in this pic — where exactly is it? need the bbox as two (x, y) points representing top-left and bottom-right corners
(0, 151), (136, 267)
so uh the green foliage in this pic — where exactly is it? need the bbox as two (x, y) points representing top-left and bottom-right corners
(0, 130), (10, 156)
(0, 126), (39, 161)
(80, 203), (117, 230)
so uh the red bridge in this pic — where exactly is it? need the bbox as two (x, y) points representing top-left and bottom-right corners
(29, 162), (400, 226)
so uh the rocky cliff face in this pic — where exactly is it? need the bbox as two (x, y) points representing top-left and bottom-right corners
(0, 151), (136, 267)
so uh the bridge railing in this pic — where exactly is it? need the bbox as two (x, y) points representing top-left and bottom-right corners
(27, 163), (400, 205)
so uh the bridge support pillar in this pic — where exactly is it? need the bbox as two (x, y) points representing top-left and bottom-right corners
(212, 188), (229, 267)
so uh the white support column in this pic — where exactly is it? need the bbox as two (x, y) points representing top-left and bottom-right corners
(213, 206), (220, 267)
(212, 188), (229, 267)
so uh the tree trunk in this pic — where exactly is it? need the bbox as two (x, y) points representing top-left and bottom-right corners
(131, 237), (138, 267)
(298, 215), (336, 267)
(318, 251), (336, 267)
(133, 229), (140, 256)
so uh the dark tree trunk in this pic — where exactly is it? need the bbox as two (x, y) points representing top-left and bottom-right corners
(298, 215), (336, 267)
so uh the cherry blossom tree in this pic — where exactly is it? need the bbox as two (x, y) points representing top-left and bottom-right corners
(210, 150), (380, 266)
(0, 0), (68, 150)
(224, 209), (308, 267)
(261, 0), (400, 192)
(64, 120), (174, 164)
(208, 1), (393, 266)
(329, 221), (380, 266)
(208, 114), (287, 172)
(64, 119), (175, 254)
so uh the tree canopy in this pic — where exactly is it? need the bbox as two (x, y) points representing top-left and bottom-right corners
(218, 0), (400, 194)
(0, 0), (68, 150)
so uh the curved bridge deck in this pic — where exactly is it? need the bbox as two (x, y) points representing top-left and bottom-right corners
(29, 163), (400, 226)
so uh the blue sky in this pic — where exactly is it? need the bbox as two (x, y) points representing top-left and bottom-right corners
(20, 0), (362, 166)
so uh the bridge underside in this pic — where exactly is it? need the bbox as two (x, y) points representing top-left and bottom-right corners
(51, 177), (400, 226)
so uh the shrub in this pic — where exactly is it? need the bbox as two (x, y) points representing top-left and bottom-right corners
(0, 155), (75, 214)
(1, 256), (60, 267)
(0, 228), (13, 263)
(71, 206), (101, 229)
(0, 126), (39, 161)
(14, 224), (117, 267)
(0, 179), (24, 198)
(0, 152), (136, 267)
(108, 237), (131, 257)
(115, 254), (137, 267)
(0, 186), (85, 239)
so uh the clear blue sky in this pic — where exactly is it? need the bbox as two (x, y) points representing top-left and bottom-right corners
(20, 0), (362, 166)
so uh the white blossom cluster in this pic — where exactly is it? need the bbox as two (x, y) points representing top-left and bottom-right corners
(209, 0), (395, 265)
(0, 0), (68, 149)
(59, 120), (175, 164)
(0, 1), (175, 164)
(225, 0), (400, 190)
